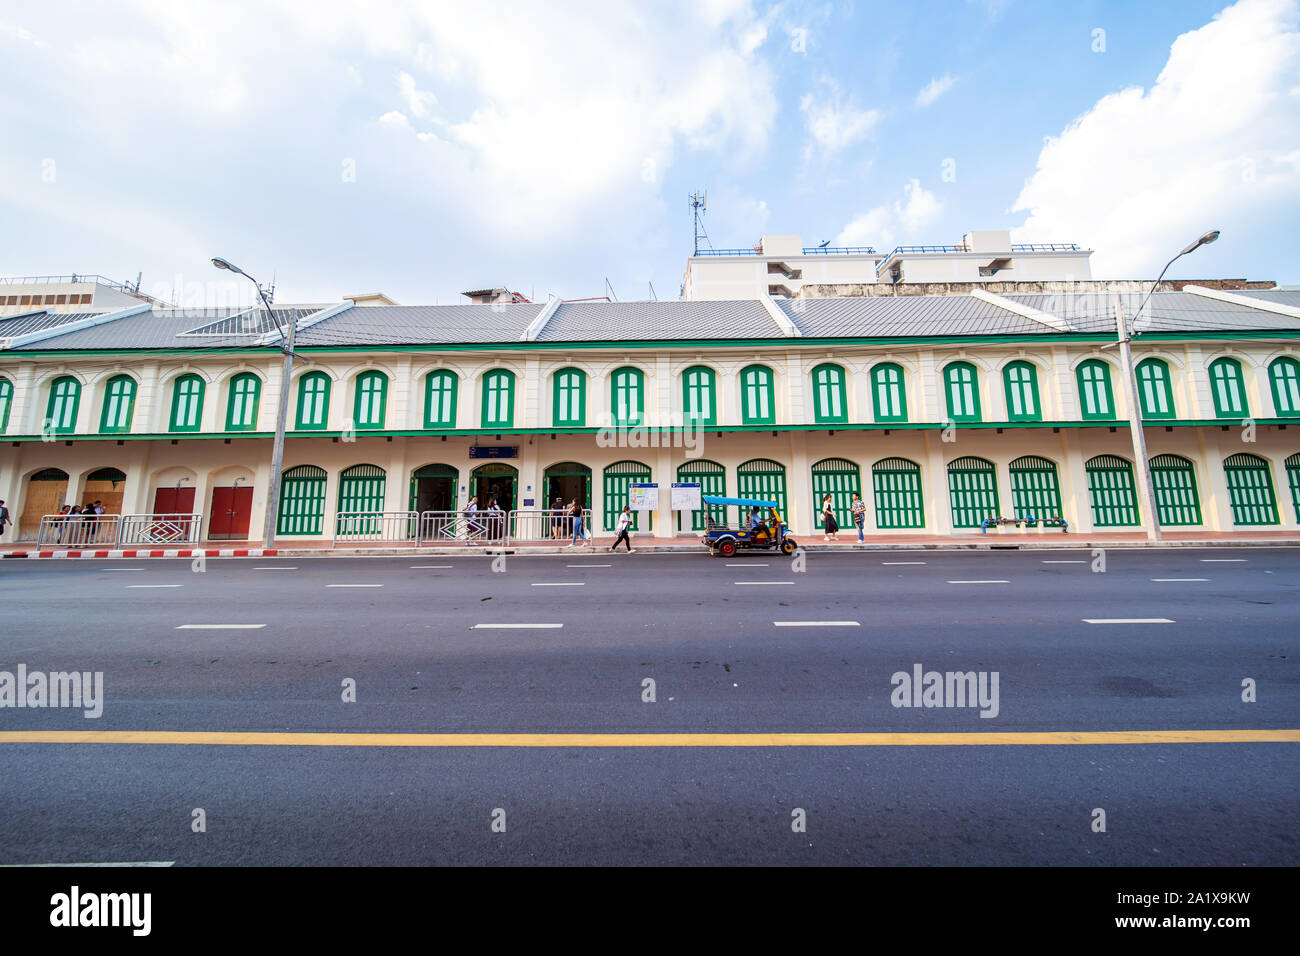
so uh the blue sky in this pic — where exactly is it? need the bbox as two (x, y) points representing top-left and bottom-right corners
(1, 0), (1297, 307)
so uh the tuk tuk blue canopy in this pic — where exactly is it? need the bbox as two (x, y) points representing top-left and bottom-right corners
(702, 495), (780, 508)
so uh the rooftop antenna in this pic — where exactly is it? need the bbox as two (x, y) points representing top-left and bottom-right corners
(817, 239), (830, 249)
(604, 277), (618, 302)
(649, 281), (657, 301)
(690, 190), (711, 255)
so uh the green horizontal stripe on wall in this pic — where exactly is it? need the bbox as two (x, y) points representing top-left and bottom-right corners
(4, 419), (1294, 443)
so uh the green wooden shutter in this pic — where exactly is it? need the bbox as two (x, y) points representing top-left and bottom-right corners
(872, 458), (925, 529)
(100, 376), (137, 433)
(1222, 454), (1279, 525)
(1209, 359), (1248, 418)
(226, 374), (261, 430)
(603, 460), (651, 531)
(676, 459), (726, 531)
(481, 370), (515, 427)
(425, 371), (458, 428)
(46, 376), (81, 433)
(277, 465), (327, 535)
(811, 458), (861, 529)
(1085, 455), (1139, 526)
(946, 457), (999, 528)
(1136, 359), (1175, 418)
(740, 366), (775, 425)
(338, 464), (387, 512)
(1076, 361), (1115, 420)
(354, 371), (388, 429)
(683, 367), (716, 426)
(944, 363), (980, 422)
(1003, 363), (1041, 422)
(871, 364), (907, 422)
(1286, 453), (1300, 522)
(611, 368), (643, 426)
(1149, 454), (1202, 526)
(1008, 455), (1061, 519)
(295, 373), (331, 430)
(0, 377), (12, 433)
(553, 369), (585, 426)
(1268, 358), (1300, 417)
(736, 458), (787, 520)
(169, 375), (204, 432)
(811, 365), (847, 423)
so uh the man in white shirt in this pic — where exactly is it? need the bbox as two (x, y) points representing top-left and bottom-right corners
(610, 506), (634, 553)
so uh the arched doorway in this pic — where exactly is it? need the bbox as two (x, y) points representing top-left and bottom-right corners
(21, 468), (69, 539)
(1084, 455), (1139, 527)
(1008, 456), (1062, 521)
(872, 458), (925, 529)
(409, 463), (458, 513)
(1149, 454), (1202, 526)
(811, 457), (861, 531)
(83, 467), (127, 515)
(737, 458), (787, 520)
(1222, 453), (1279, 526)
(471, 462), (517, 514)
(946, 457), (999, 528)
(602, 460), (651, 531)
(277, 465), (327, 536)
(676, 459), (725, 532)
(543, 461), (592, 511)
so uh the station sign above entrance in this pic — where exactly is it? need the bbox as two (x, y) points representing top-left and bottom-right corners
(469, 446), (520, 459)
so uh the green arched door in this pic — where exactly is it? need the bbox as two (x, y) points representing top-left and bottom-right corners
(1008, 455), (1062, 520)
(946, 457), (999, 528)
(603, 460), (651, 531)
(1223, 454), (1279, 525)
(1149, 454), (1202, 525)
(872, 458), (925, 529)
(1085, 455), (1139, 526)
(810, 457), (861, 531)
(676, 459), (726, 531)
(277, 465), (327, 535)
(737, 459), (787, 521)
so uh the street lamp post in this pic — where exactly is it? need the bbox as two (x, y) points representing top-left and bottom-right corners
(1108, 231), (1219, 542)
(212, 257), (296, 551)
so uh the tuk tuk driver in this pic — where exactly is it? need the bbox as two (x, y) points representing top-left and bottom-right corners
(749, 507), (768, 538)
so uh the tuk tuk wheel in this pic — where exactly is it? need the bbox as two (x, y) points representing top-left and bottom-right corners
(780, 538), (797, 556)
(718, 539), (737, 557)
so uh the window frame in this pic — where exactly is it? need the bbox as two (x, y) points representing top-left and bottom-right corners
(353, 370), (389, 430)
(424, 370), (459, 429)
(611, 366), (644, 427)
(1135, 358), (1175, 419)
(1076, 359), (1116, 421)
(810, 363), (848, 424)
(682, 366), (716, 427)
(295, 372), (332, 430)
(225, 372), (262, 431)
(870, 363), (907, 423)
(740, 364), (775, 425)
(1208, 357), (1248, 419)
(1269, 356), (1300, 417)
(0, 376), (12, 433)
(552, 368), (586, 427)
(169, 374), (205, 433)
(943, 361), (981, 423)
(481, 369), (516, 428)
(45, 375), (82, 434)
(99, 374), (138, 433)
(1001, 361), (1041, 422)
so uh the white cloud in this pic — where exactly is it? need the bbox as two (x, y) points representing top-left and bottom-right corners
(800, 78), (882, 154)
(396, 70), (436, 118)
(915, 74), (956, 107)
(1011, 0), (1300, 276)
(0, 19), (48, 47)
(378, 110), (411, 129)
(836, 179), (944, 249)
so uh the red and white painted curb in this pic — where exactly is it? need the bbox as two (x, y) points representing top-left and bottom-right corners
(1, 549), (278, 559)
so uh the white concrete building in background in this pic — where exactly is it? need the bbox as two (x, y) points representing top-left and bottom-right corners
(682, 229), (1093, 300)
(0, 274), (170, 316)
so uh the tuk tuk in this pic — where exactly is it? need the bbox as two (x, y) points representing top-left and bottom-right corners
(701, 495), (798, 557)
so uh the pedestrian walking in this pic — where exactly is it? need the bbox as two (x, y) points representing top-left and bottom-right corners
(464, 496), (481, 545)
(610, 505), (634, 553)
(567, 499), (587, 547)
(851, 492), (866, 544)
(550, 496), (564, 539)
(821, 494), (840, 542)
(64, 504), (84, 545)
(0, 499), (10, 539)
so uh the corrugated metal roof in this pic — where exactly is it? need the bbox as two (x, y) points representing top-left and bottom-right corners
(536, 300), (781, 341)
(294, 303), (543, 345)
(1232, 289), (1300, 310)
(0, 310), (105, 338)
(8, 292), (1300, 351)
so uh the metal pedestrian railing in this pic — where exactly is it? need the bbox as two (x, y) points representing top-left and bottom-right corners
(35, 513), (201, 547)
(327, 509), (593, 548)
(507, 509), (595, 547)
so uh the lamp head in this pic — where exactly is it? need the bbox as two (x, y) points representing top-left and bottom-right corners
(211, 257), (244, 276)
(1179, 230), (1220, 256)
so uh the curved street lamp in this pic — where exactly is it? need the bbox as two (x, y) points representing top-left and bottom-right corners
(212, 257), (296, 550)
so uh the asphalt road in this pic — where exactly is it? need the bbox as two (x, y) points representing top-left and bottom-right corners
(0, 547), (1296, 865)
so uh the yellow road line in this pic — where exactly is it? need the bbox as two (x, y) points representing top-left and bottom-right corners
(0, 730), (1296, 747)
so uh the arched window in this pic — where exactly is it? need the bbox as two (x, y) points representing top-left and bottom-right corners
(1223, 453), (1279, 525)
(226, 373), (261, 431)
(295, 372), (331, 430)
(682, 366), (716, 426)
(1002, 361), (1041, 422)
(353, 371), (388, 429)
(0, 376), (11, 433)
(1208, 357), (1248, 418)
(425, 370), (458, 428)
(943, 362), (980, 422)
(552, 368), (585, 427)
(481, 369), (515, 428)
(1136, 358), (1175, 419)
(740, 365), (775, 425)
(811, 364), (847, 423)
(169, 374), (205, 432)
(611, 367), (643, 426)
(99, 375), (137, 433)
(1268, 357), (1300, 417)
(870, 363), (907, 422)
(45, 376), (81, 434)
(1076, 359), (1115, 420)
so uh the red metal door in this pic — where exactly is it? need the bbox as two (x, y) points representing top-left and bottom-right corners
(153, 487), (196, 514)
(209, 487), (253, 539)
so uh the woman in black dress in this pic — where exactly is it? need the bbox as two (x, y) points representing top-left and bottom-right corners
(821, 494), (839, 542)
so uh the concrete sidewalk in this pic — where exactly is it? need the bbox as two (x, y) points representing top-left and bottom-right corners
(3, 529), (1300, 557)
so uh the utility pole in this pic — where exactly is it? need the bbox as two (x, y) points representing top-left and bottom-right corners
(1116, 296), (1161, 542)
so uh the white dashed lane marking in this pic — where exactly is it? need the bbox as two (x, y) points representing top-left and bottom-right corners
(471, 623), (563, 629)
(1083, 618), (1175, 624)
(326, 584), (384, 588)
(1151, 578), (1209, 582)
(410, 565), (454, 569)
(882, 561), (926, 565)
(735, 581), (793, 585)
(773, 621), (860, 627)
(531, 582), (585, 587)
(947, 580), (1010, 584)
(1041, 560), (1086, 564)
(1201, 559), (1246, 562)
(176, 624), (266, 630)
(127, 584), (182, 588)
